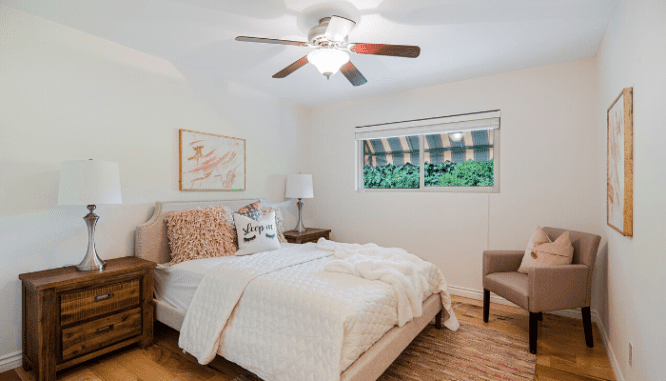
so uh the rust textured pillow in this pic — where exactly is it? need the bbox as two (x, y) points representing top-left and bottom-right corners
(164, 206), (237, 265)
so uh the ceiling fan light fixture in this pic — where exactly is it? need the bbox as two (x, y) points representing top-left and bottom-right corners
(307, 49), (349, 79)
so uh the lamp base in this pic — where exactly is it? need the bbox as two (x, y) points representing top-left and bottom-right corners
(77, 205), (106, 272)
(77, 253), (106, 271)
(293, 198), (306, 233)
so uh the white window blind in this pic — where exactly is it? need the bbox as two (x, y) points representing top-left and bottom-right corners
(355, 110), (500, 140)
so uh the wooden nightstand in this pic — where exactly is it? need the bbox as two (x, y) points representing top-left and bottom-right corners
(283, 228), (331, 244)
(19, 257), (155, 381)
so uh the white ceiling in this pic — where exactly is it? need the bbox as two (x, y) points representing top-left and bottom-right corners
(6, 0), (618, 107)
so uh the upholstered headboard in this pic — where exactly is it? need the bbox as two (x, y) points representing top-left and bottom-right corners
(134, 199), (262, 264)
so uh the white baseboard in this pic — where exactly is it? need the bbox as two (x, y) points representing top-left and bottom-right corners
(448, 284), (622, 381)
(449, 284), (510, 305)
(594, 314), (625, 381)
(0, 351), (21, 373)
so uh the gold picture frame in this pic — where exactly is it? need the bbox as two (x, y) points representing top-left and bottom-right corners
(607, 88), (633, 236)
(179, 129), (246, 191)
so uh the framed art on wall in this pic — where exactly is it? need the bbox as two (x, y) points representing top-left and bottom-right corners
(607, 87), (633, 236)
(179, 129), (246, 191)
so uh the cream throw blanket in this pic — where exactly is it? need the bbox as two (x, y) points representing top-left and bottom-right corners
(317, 239), (459, 330)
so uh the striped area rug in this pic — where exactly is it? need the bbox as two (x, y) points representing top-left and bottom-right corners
(378, 323), (535, 381)
(233, 317), (535, 381)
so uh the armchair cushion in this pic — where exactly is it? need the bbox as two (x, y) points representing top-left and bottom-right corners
(528, 264), (589, 312)
(484, 272), (529, 310)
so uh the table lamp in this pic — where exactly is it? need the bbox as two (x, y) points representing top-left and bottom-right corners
(58, 160), (122, 271)
(285, 174), (313, 233)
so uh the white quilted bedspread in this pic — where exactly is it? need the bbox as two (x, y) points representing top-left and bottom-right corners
(179, 244), (330, 364)
(179, 242), (456, 381)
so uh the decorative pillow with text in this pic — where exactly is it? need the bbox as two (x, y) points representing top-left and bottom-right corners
(234, 211), (281, 256)
(261, 204), (288, 243)
(225, 200), (263, 248)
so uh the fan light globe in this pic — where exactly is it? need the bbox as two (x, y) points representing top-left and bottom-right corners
(307, 49), (349, 79)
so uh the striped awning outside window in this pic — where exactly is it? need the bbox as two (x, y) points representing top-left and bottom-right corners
(363, 130), (494, 167)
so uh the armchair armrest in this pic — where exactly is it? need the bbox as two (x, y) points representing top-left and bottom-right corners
(528, 264), (589, 312)
(483, 250), (524, 277)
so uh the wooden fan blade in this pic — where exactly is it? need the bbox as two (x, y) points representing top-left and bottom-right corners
(236, 36), (309, 47)
(273, 55), (309, 78)
(350, 43), (420, 58)
(340, 61), (367, 87)
(325, 15), (356, 42)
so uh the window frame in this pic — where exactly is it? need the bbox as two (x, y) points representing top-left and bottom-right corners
(355, 111), (501, 193)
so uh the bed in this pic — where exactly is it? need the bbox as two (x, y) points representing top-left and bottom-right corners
(134, 199), (455, 381)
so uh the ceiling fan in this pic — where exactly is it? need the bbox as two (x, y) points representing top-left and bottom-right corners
(235, 15), (421, 86)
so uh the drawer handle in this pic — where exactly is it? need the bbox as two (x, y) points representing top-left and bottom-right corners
(97, 325), (114, 334)
(94, 292), (114, 302)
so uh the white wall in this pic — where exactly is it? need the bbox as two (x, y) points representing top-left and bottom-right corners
(595, 1), (666, 380)
(308, 58), (604, 297)
(5, 2), (665, 379)
(0, 5), (309, 364)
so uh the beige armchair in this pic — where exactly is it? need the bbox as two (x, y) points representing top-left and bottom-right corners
(482, 227), (601, 354)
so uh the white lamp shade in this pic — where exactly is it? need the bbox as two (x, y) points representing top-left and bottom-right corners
(307, 49), (349, 76)
(285, 174), (313, 199)
(58, 160), (122, 205)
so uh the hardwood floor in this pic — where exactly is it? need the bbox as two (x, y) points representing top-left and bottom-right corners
(453, 296), (615, 381)
(2, 295), (615, 381)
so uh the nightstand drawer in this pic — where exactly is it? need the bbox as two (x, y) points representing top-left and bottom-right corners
(61, 307), (142, 361)
(60, 279), (140, 325)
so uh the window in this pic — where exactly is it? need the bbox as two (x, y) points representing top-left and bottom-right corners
(362, 135), (421, 189)
(356, 111), (500, 192)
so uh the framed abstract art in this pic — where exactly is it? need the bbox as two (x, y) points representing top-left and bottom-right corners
(179, 129), (246, 191)
(607, 88), (633, 236)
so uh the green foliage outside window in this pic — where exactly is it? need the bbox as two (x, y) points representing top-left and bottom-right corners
(363, 159), (493, 188)
(363, 163), (420, 188)
(438, 159), (494, 187)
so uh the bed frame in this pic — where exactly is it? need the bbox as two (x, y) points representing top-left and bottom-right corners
(135, 199), (443, 381)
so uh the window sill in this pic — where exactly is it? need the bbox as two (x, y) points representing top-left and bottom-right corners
(356, 186), (499, 193)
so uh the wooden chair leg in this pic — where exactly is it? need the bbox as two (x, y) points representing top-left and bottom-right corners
(582, 306), (594, 348)
(529, 312), (538, 354)
(483, 289), (490, 323)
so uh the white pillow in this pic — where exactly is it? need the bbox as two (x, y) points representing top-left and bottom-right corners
(532, 231), (574, 266)
(518, 226), (551, 273)
(234, 211), (281, 256)
(518, 227), (574, 273)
